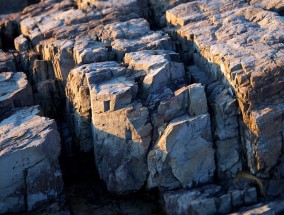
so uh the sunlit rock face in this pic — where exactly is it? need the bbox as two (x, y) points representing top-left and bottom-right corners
(0, 106), (63, 214)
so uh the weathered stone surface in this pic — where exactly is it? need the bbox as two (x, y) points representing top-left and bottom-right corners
(125, 50), (185, 99)
(0, 50), (16, 72)
(14, 34), (29, 52)
(20, 1), (87, 46)
(91, 104), (152, 193)
(148, 0), (194, 27)
(166, 0), (284, 175)
(0, 106), (63, 213)
(83, 61), (151, 192)
(163, 182), (257, 215)
(76, 0), (148, 22)
(148, 114), (215, 190)
(0, 72), (33, 116)
(95, 18), (174, 61)
(245, 107), (284, 175)
(74, 34), (113, 65)
(39, 39), (75, 83)
(188, 83), (208, 116)
(66, 62), (128, 153)
(250, 0), (284, 14)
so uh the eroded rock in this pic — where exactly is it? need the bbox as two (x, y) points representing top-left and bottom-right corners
(166, 0), (284, 175)
(0, 106), (63, 213)
(148, 114), (215, 190)
(163, 182), (258, 215)
(0, 72), (33, 116)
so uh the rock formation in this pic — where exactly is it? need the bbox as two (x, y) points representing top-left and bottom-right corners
(0, 106), (63, 213)
(0, 0), (283, 214)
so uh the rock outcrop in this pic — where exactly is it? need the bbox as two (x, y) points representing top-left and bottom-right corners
(166, 0), (284, 177)
(163, 181), (257, 215)
(0, 72), (33, 116)
(0, 0), (283, 214)
(148, 114), (215, 190)
(0, 106), (63, 213)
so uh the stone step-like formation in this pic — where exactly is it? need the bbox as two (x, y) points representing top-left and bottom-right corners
(166, 0), (284, 177)
(0, 106), (63, 213)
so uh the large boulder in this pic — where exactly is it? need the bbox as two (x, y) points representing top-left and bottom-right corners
(95, 18), (174, 61)
(65, 62), (129, 153)
(147, 114), (215, 190)
(0, 106), (63, 213)
(189, 65), (242, 179)
(91, 104), (152, 193)
(85, 62), (152, 192)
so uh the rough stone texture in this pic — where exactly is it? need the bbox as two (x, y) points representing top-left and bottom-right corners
(0, 106), (63, 213)
(91, 104), (152, 193)
(73, 34), (113, 65)
(65, 62), (127, 153)
(0, 72), (33, 117)
(234, 198), (284, 215)
(95, 18), (174, 61)
(250, 0), (284, 14)
(125, 50), (185, 99)
(34, 79), (65, 118)
(38, 39), (75, 83)
(188, 83), (208, 116)
(14, 34), (29, 52)
(148, 114), (215, 190)
(163, 182), (258, 215)
(0, 50), (16, 72)
(76, 0), (148, 22)
(84, 61), (151, 192)
(167, 0), (284, 176)
(32, 60), (55, 83)
(148, 0), (194, 27)
(0, 0), (283, 213)
(188, 65), (242, 179)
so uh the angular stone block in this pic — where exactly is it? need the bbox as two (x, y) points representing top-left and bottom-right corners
(148, 114), (215, 190)
(0, 106), (63, 213)
(0, 72), (33, 116)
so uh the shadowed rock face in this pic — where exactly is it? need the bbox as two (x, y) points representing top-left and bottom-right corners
(0, 106), (63, 213)
(0, 0), (284, 214)
(166, 0), (284, 176)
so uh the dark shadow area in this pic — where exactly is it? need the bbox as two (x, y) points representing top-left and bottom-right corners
(0, 0), (40, 15)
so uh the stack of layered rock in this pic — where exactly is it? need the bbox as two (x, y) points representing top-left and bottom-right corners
(166, 0), (284, 178)
(0, 106), (63, 213)
(1, 0), (283, 214)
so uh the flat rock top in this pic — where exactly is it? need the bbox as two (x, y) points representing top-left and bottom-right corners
(0, 106), (57, 156)
(125, 50), (180, 72)
(73, 61), (126, 78)
(0, 72), (28, 101)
